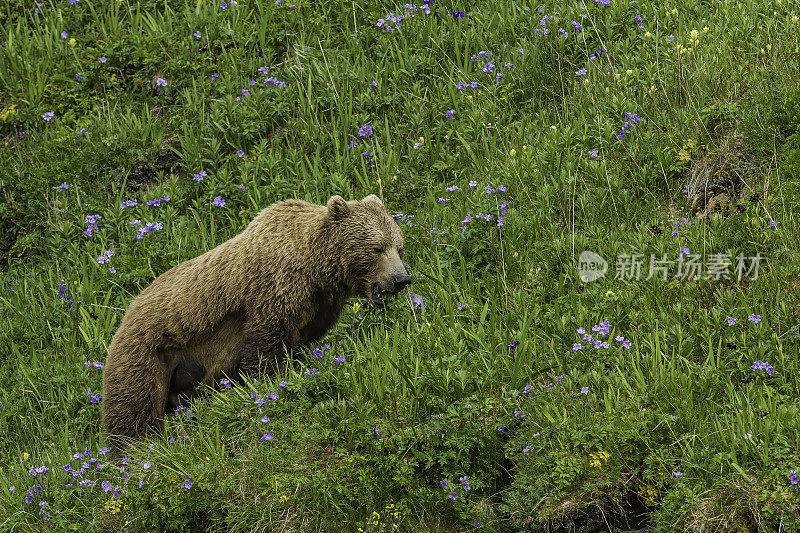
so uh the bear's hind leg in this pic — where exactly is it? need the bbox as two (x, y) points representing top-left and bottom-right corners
(165, 354), (206, 413)
(102, 350), (172, 453)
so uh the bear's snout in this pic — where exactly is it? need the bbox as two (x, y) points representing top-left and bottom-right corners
(392, 274), (412, 292)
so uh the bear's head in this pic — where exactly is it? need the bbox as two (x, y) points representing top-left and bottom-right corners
(327, 195), (412, 304)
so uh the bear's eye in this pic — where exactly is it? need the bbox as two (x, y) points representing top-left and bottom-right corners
(374, 247), (385, 254)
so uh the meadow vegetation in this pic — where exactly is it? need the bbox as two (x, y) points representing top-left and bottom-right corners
(1, 0), (800, 530)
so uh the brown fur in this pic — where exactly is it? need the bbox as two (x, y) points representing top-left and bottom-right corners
(102, 195), (409, 451)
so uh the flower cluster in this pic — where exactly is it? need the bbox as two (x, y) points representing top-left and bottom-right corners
(87, 391), (102, 404)
(455, 81), (480, 91)
(250, 389), (280, 407)
(671, 217), (694, 237)
(376, 2), (431, 33)
(589, 450), (610, 467)
(572, 320), (632, 351)
(96, 249), (114, 264)
(358, 124), (373, 137)
(470, 50), (513, 82)
(133, 221), (164, 240)
(440, 475), (471, 501)
(535, 14), (554, 35)
(406, 292), (427, 310)
(460, 201), (514, 233)
(726, 314), (763, 326)
(120, 199), (137, 209)
(84, 360), (103, 369)
(83, 214), (101, 237)
(193, 170), (207, 181)
(312, 344), (331, 358)
(788, 469), (799, 489)
(28, 465), (50, 477)
(57, 280), (73, 307)
(145, 195), (170, 207)
(264, 76), (287, 87)
(751, 360), (775, 375)
(589, 47), (607, 61)
(391, 212), (415, 227)
(616, 112), (642, 140)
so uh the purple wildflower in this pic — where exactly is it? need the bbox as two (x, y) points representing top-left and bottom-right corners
(751, 360), (775, 375)
(358, 124), (373, 137)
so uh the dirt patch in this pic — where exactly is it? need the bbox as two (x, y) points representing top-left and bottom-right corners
(543, 492), (651, 532)
(122, 143), (180, 190)
(682, 131), (760, 218)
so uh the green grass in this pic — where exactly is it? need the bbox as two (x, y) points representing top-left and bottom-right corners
(1, 0), (800, 530)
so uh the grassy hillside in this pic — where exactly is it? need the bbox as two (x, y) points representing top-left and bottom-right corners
(1, 0), (800, 530)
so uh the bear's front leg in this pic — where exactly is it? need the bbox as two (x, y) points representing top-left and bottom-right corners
(237, 294), (311, 380)
(237, 330), (294, 379)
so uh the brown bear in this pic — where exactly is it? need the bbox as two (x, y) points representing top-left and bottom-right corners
(102, 195), (411, 451)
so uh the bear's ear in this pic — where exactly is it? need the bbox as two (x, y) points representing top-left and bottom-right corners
(327, 195), (351, 220)
(362, 194), (383, 206)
